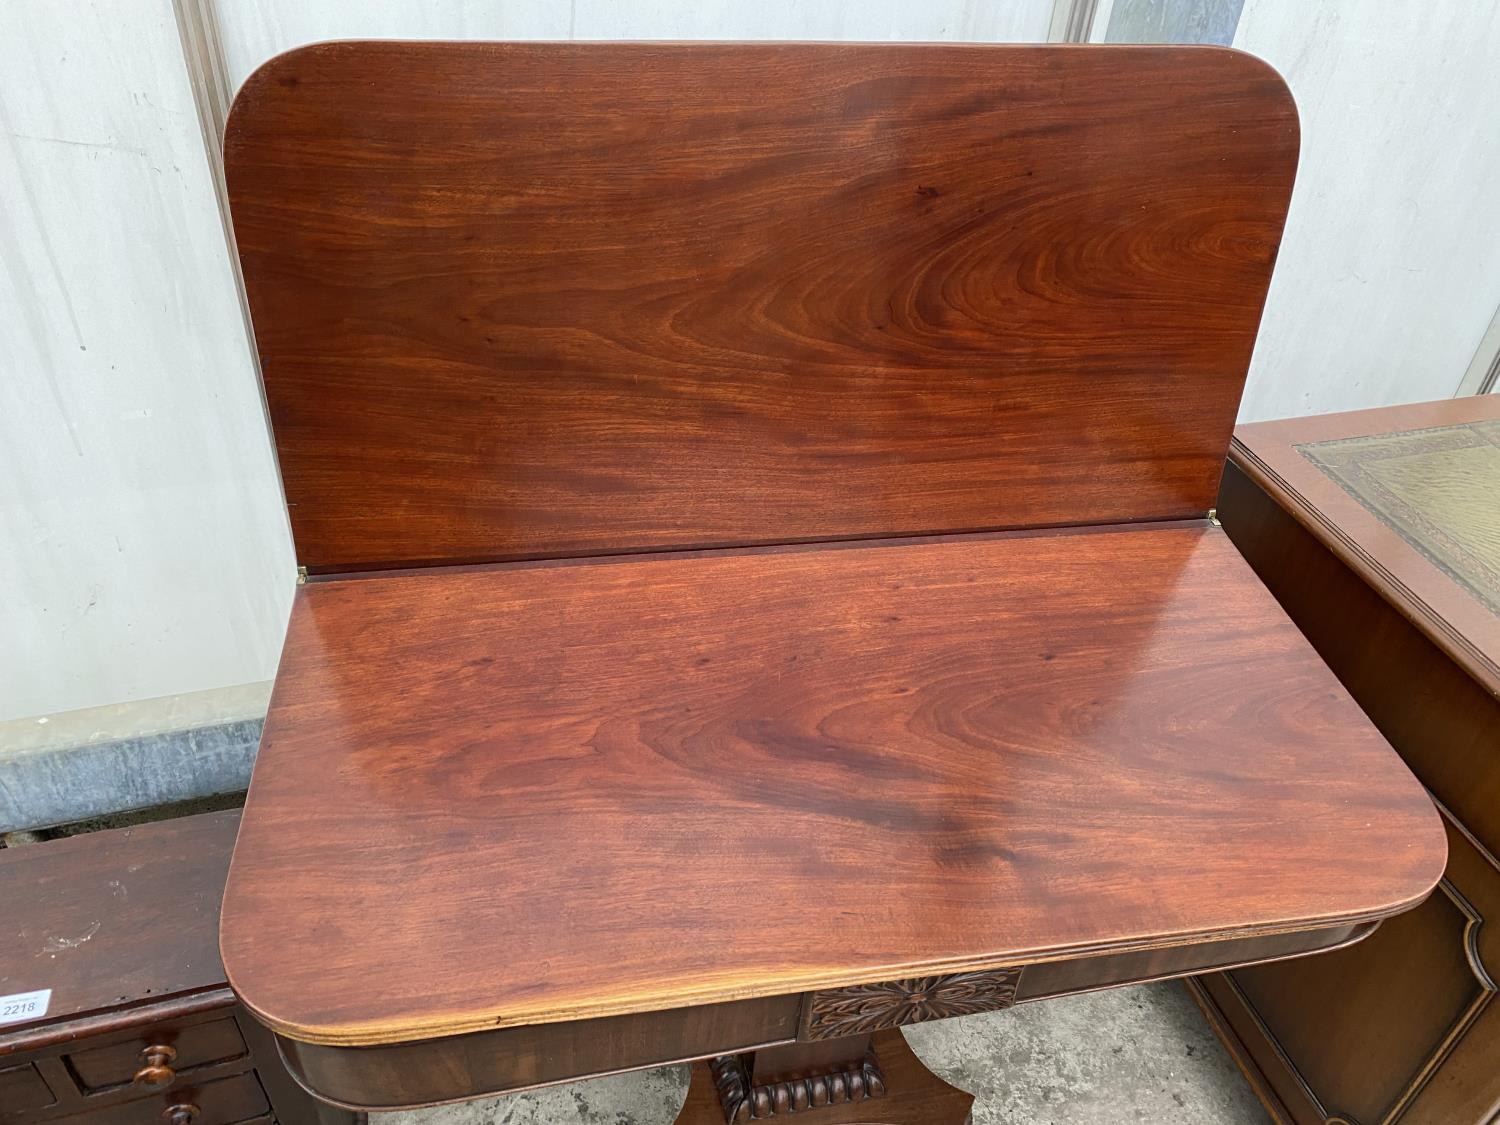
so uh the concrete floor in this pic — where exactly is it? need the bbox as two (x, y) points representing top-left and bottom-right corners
(385, 981), (1269, 1125)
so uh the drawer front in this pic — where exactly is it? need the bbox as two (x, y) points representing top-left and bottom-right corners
(47, 1073), (269, 1125)
(0, 1062), (57, 1112)
(66, 1018), (247, 1093)
(1, 1002), (352, 1125)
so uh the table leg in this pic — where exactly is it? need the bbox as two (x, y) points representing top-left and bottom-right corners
(672, 1029), (974, 1124)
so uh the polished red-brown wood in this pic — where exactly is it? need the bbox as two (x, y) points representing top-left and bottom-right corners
(221, 524), (1443, 1048)
(272, 918), (1373, 1110)
(225, 42), (1298, 573)
(220, 42), (1445, 1119)
(273, 921), (1396, 1115)
(1191, 395), (1500, 1125)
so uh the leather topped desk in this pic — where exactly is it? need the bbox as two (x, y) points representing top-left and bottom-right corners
(1193, 395), (1500, 1124)
(218, 42), (1446, 1122)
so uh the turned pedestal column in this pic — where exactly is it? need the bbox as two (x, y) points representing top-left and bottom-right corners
(673, 1030), (973, 1125)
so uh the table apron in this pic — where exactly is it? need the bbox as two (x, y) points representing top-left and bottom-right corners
(272, 921), (1377, 1110)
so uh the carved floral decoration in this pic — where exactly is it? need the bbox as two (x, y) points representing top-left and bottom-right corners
(801, 969), (1023, 1040)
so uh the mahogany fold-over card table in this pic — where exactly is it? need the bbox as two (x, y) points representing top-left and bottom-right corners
(217, 42), (1446, 1124)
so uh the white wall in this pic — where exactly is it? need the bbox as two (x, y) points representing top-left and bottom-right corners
(1234, 2), (1500, 420)
(0, 0), (295, 725)
(215, 0), (1054, 92)
(0, 0), (1053, 733)
(7, 0), (1497, 734)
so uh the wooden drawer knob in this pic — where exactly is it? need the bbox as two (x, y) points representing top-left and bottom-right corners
(163, 1103), (200, 1125)
(132, 1044), (178, 1087)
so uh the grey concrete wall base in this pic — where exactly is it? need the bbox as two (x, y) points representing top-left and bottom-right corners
(0, 718), (260, 833)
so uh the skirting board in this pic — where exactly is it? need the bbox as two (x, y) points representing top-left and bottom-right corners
(0, 684), (268, 833)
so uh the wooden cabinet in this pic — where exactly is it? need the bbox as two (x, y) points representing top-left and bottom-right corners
(0, 811), (359, 1125)
(0, 1064), (56, 1113)
(1193, 395), (1500, 1125)
(65, 1017), (247, 1093)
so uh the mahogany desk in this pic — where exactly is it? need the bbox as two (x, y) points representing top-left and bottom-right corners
(1193, 395), (1500, 1125)
(217, 43), (1446, 1123)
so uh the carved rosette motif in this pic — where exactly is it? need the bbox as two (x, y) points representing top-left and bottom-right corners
(800, 968), (1023, 1040)
(710, 1050), (885, 1123)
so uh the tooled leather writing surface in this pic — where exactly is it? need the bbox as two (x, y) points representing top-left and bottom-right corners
(1233, 395), (1500, 695)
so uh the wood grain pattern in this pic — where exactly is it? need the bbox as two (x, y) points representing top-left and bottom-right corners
(0, 811), (240, 1028)
(1187, 400), (1500, 1125)
(220, 524), (1444, 1047)
(224, 42), (1298, 573)
(1221, 453), (1500, 863)
(275, 996), (803, 1112)
(270, 919), (1375, 1110)
(218, 45), (1442, 1118)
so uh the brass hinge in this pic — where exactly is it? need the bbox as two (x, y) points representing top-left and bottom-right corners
(1207, 508), (1222, 527)
(296, 566), (308, 585)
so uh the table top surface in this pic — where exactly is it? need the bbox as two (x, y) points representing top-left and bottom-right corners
(226, 41), (1297, 574)
(1, 810), (239, 1040)
(220, 524), (1445, 1046)
(1233, 394), (1500, 697)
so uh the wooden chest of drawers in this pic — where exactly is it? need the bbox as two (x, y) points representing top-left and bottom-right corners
(1193, 395), (1500, 1125)
(0, 810), (356, 1125)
